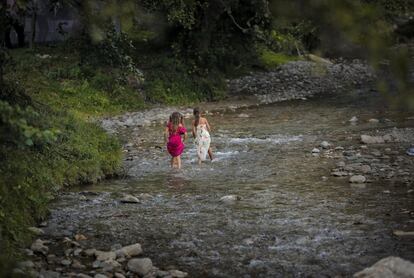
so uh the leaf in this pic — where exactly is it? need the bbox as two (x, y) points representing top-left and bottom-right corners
(25, 138), (34, 146)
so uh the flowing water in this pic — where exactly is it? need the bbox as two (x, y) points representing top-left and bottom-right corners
(47, 90), (414, 277)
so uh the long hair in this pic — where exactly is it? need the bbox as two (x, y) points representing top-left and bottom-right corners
(193, 107), (201, 127)
(170, 112), (181, 133)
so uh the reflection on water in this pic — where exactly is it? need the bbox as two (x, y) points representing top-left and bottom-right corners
(49, 90), (414, 277)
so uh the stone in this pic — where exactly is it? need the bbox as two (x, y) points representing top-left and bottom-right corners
(331, 171), (348, 177)
(368, 118), (379, 123)
(94, 274), (108, 278)
(336, 161), (346, 167)
(17, 260), (35, 269)
(312, 148), (320, 153)
(31, 239), (49, 255)
(237, 113), (250, 118)
(101, 259), (122, 272)
(127, 258), (153, 276)
(393, 230), (414, 237)
(120, 195), (140, 203)
(383, 134), (394, 142)
(75, 234), (87, 241)
(61, 259), (72, 266)
(349, 116), (358, 123)
(72, 259), (86, 270)
(77, 274), (93, 278)
(169, 270), (188, 278)
(116, 243), (142, 258)
(361, 135), (385, 144)
(360, 165), (372, 173)
(39, 270), (60, 278)
(74, 248), (83, 256)
(84, 248), (96, 257)
(28, 227), (45, 235)
(320, 141), (330, 149)
(220, 195), (241, 204)
(114, 273), (126, 278)
(95, 250), (117, 261)
(350, 175), (366, 183)
(354, 256), (414, 277)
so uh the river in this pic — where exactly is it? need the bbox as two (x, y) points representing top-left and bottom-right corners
(45, 89), (414, 277)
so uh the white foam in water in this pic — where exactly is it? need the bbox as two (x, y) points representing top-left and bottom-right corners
(229, 135), (303, 144)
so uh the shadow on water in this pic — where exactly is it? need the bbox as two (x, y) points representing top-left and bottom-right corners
(50, 90), (414, 277)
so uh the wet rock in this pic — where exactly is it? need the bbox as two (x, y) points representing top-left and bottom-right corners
(61, 259), (72, 266)
(360, 165), (372, 174)
(393, 230), (414, 237)
(127, 258), (153, 276)
(331, 171), (348, 177)
(101, 259), (122, 272)
(312, 148), (320, 153)
(349, 116), (358, 123)
(116, 243), (142, 258)
(28, 227), (45, 235)
(120, 195), (140, 204)
(336, 161), (346, 167)
(75, 234), (87, 241)
(361, 135), (384, 144)
(84, 248), (96, 257)
(169, 270), (188, 278)
(72, 259), (86, 270)
(76, 274), (93, 278)
(320, 141), (330, 149)
(156, 270), (171, 277)
(31, 239), (49, 255)
(350, 175), (366, 183)
(220, 195), (241, 204)
(17, 260), (35, 269)
(354, 256), (414, 277)
(368, 118), (379, 123)
(114, 273), (126, 278)
(74, 248), (83, 256)
(238, 113), (250, 118)
(95, 250), (117, 261)
(39, 270), (60, 278)
(94, 274), (108, 278)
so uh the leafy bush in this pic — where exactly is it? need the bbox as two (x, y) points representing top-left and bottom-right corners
(0, 81), (122, 266)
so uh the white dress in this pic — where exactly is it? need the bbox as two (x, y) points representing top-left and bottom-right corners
(195, 124), (211, 161)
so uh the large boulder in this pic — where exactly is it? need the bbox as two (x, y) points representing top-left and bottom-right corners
(354, 256), (414, 277)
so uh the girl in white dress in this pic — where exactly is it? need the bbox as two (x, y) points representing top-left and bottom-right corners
(192, 108), (213, 164)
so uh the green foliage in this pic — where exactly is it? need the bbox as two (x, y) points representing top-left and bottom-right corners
(258, 49), (298, 69)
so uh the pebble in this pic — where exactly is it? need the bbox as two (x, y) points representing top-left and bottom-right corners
(349, 175), (366, 183)
(95, 250), (117, 261)
(220, 195), (241, 204)
(349, 116), (358, 123)
(169, 269), (188, 277)
(312, 148), (320, 153)
(127, 258), (153, 276)
(101, 259), (122, 272)
(368, 118), (379, 123)
(31, 239), (49, 255)
(115, 243), (142, 258)
(94, 274), (108, 278)
(61, 259), (72, 266)
(120, 195), (140, 204)
(320, 141), (330, 149)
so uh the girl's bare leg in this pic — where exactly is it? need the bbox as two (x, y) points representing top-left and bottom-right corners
(177, 156), (182, 169)
(170, 157), (175, 168)
(208, 148), (213, 161)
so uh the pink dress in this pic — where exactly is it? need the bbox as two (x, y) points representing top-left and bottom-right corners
(167, 122), (187, 157)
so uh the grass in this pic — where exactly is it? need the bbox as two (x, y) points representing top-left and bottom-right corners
(259, 49), (299, 69)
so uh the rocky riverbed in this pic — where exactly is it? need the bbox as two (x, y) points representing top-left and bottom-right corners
(13, 59), (414, 277)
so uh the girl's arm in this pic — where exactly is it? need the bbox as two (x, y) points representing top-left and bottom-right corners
(191, 120), (196, 139)
(164, 127), (169, 144)
(205, 119), (212, 132)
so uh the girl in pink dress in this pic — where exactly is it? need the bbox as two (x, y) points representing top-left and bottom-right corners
(164, 112), (187, 169)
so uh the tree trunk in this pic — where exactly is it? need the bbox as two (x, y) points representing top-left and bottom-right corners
(29, 0), (38, 49)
